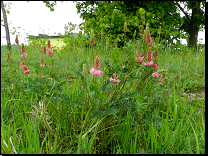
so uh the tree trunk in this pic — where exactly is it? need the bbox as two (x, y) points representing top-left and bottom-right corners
(187, 1), (200, 48)
(1, 1), (11, 52)
(187, 26), (199, 48)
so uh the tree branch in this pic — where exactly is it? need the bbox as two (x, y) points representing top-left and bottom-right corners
(177, 4), (190, 20)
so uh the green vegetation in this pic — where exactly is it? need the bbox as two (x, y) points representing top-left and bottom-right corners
(75, 1), (205, 48)
(1, 6), (205, 153)
(1, 28), (205, 154)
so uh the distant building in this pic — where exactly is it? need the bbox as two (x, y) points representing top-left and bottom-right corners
(27, 33), (89, 48)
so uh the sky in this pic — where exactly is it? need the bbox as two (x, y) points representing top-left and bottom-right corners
(1, 1), (205, 46)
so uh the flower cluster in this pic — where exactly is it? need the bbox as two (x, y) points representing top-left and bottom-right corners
(15, 36), (30, 73)
(21, 62), (30, 74)
(46, 49), (54, 57)
(110, 72), (120, 83)
(134, 48), (164, 82)
(20, 43), (28, 58)
(21, 43), (25, 53)
(21, 52), (28, 58)
(144, 26), (151, 43)
(40, 59), (45, 67)
(43, 40), (54, 57)
(134, 51), (144, 63)
(90, 56), (103, 77)
(15, 35), (19, 45)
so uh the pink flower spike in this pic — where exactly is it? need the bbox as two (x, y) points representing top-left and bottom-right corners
(24, 70), (30, 74)
(152, 72), (160, 77)
(109, 72), (120, 83)
(158, 75), (165, 82)
(146, 50), (153, 61)
(21, 65), (26, 68)
(46, 48), (54, 57)
(15, 35), (19, 45)
(89, 67), (103, 77)
(23, 66), (27, 71)
(21, 44), (25, 53)
(47, 40), (51, 48)
(43, 46), (46, 54)
(152, 63), (157, 72)
(21, 53), (28, 58)
(49, 49), (54, 53)
(143, 61), (154, 66)
(89, 67), (95, 75)
(93, 56), (101, 70)
(90, 56), (103, 77)
(21, 62), (26, 68)
(94, 70), (103, 77)
(40, 59), (45, 67)
(146, 33), (151, 43)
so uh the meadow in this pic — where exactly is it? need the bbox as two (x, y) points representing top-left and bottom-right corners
(1, 31), (205, 154)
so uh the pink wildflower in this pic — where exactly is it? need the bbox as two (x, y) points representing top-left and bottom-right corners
(21, 53), (28, 58)
(110, 72), (120, 83)
(145, 26), (151, 43)
(135, 56), (144, 62)
(15, 35), (19, 45)
(152, 63), (157, 72)
(40, 59), (45, 67)
(89, 56), (103, 77)
(24, 69), (30, 74)
(146, 33), (151, 43)
(150, 40), (154, 46)
(7, 53), (10, 63)
(22, 65), (30, 74)
(46, 49), (54, 57)
(152, 72), (160, 77)
(134, 51), (144, 63)
(21, 62), (26, 68)
(21, 44), (25, 53)
(143, 61), (154, 66)
(43, 46), (46, 54)
(23, 66), (27, 71)
(47, 40), (51, 48)
(89, 68), (103, 77)
(146, 50), (153, 61)
(158, 75), (165, 82)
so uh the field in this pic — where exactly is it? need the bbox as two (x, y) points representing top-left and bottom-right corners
(1, 34), (205, 154)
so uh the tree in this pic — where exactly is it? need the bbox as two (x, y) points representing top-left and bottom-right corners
(74, 1), (205, 48)
(177, 1), (205, 47)
(1, 1), (11, 51)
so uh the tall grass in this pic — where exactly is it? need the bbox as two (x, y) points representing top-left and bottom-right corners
(1, 35), (205, 154)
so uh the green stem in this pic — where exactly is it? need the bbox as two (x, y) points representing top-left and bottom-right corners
(94, 76), (97, 103)
(91, 44), (94, 65)
(140, 115), (143, 149)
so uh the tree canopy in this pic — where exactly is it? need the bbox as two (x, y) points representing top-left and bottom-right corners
(74, 1), (205, 48)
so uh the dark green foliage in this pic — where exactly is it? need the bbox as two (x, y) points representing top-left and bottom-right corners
(74, 1), (205, 48)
